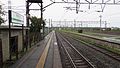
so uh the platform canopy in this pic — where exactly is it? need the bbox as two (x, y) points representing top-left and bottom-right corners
(28, 0), (42, 3)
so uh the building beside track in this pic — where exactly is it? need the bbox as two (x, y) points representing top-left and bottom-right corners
(0, 26), (29, 63)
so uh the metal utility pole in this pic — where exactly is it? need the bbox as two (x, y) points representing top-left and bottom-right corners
(41, 0), (44, 39)
(65, 22), (66, 28)
(8, 10), (12, 61)
(81, 22), (83, 27)
(99, 15), (102, 32)
(8, 0), (12, 61)
(25, 0), (56, 41)
(26, 1), (29, 27)
(26, 0), (46, 48)
(26, 0), (30, 50)
(22, 24), (24, 52)
(51, 19), (53, 30)
(105, 21), (107, 29)
(59, 21), (61, 29)
(76, 0), (78, 14)
(74, 19), (76, 30)
(49, 19), (50, 33)
(64, 19), (66, 29)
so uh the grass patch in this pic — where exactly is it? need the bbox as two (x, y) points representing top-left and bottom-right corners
(116, 38), (120, 39)
(61, 31), (120, 55)
(83, 32), (116, 37)
(96, 45), (120, 55)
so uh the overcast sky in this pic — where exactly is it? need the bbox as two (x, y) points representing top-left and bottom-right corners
(1, 0), (120, 27)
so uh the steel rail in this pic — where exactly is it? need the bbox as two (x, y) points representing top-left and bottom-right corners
(58, 32), (95, 68)
(57, 33), (77, 68)
(64, 32), (120, 62)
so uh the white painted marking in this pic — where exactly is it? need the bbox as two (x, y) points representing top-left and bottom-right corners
(54, 42), (57, 45)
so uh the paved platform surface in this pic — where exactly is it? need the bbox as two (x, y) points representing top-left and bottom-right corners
(10, 31), (62, 68)
(44, 31), (62, 68)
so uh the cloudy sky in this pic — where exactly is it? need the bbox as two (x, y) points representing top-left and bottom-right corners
(1, 0), (120, 27)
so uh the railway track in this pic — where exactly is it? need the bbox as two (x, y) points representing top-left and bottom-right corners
(56, 32), (95, 68)
(63, 32), (120, 62)
(57, 31), (120, 68)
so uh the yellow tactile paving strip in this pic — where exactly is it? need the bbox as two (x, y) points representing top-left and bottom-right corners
(36, 32), (53, 68)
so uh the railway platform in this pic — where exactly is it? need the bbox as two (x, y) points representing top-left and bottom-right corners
(10, 31), (62, 68)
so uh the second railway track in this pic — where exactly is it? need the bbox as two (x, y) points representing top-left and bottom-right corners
(56, 31), (120, 68)
(56, 32), (95, 68)
(62, 32), (120, 62)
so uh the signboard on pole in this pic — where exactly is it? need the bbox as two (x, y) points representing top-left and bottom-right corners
(12, 11), (24, 25)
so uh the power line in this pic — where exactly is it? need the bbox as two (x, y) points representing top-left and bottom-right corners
(50, 0), (120, 14)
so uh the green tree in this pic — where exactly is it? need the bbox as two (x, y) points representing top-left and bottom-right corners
(29, 16), (45, 42)
(30, 17), (40, 32)
(0, 4), (5, 25)
(30, 16), (45, 32)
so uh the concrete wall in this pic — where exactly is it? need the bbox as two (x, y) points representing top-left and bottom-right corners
(0, 30), (24, 62)
(1, 31), (9, 62)
(18, 31), (23, 52)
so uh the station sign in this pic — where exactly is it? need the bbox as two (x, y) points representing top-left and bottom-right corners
(11, 11), (24, 24)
